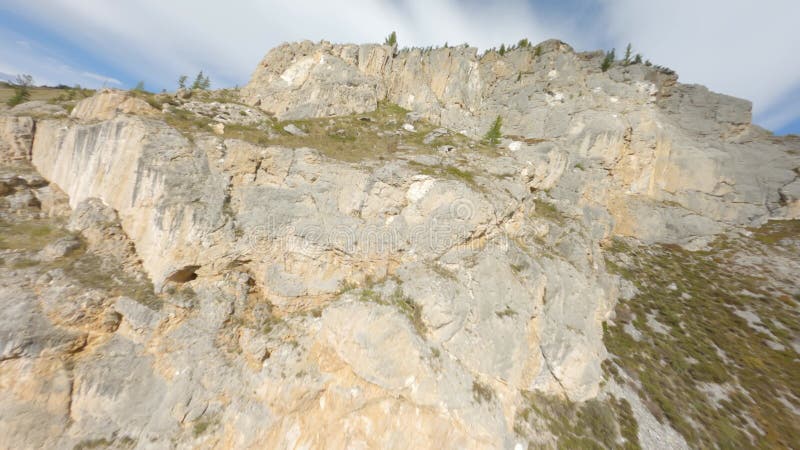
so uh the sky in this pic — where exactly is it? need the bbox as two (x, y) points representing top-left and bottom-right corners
(1, 0), (799, 134)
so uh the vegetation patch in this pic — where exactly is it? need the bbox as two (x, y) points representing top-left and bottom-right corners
(532, 199), (566, 225)
(472, 380), (495, 404)
(515, 391), (640, 449)
(353, 280), (428, 337)
(0, 218), (160, 309)
(603, 220), (800, 448)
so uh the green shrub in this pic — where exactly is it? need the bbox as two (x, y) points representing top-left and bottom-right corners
(384, 31), (397, 47)
(191, 71), (211, 90)
(623, 43), (632, 64)
(178, 75), (188, 90)
(498, 44), (506, 56)
(601, 49), (615, 72)
(484, 115), (502, 145)
(6, 74), (33, 107)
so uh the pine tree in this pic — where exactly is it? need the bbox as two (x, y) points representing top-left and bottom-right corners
(384, 31), (397, 47)
(191, 71), (211, 90)
(601, 49), (615, 72)
(498, 44), (506, 56)
(624, 43), (632, 65)
(633, 53), (643, 64)
(133, 81), (145, 92)
(484, 116), (503, 145)
(178, 75), (188, 90)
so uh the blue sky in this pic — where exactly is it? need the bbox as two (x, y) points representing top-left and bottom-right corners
(1, 0), (799, 134)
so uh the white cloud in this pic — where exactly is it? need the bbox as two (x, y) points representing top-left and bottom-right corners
(2, 0), (798, 130)
(80, 72), (121, 86)
(1, 0), (561, 90)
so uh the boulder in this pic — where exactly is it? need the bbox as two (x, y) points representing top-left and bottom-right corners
(70, 89), (159, 121)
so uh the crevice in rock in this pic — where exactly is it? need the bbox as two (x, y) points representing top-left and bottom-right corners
(166, 265), (200, 283)
(539, 345), (569, 398)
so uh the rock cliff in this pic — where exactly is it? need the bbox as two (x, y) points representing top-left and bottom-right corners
(0, 39), (798, 449)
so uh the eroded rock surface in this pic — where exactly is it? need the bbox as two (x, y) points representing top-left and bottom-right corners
(0, 37), (798, 449)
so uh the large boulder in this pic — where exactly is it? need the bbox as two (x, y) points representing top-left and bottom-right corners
(240, 41), (392, 120)
(70, 89), (159, 121)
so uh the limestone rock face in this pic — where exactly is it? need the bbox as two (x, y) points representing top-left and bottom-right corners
(243, 40), (799, 243)
(32, 116), (230, 290)
(0, 115), (34, 162)
(241, 41), (392, 120)
(1, 37), (799, 449)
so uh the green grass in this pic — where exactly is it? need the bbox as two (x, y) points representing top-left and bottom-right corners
(406, 160), (479, 187)
(603, 220), (800, 448)
(472, 380), (495, 404)
(192, 416), (218, 437)
(164, 100), (500, 164)
(352, 280), (428, 337)
(0, 218), (71, 250)
(532, 199), (566, 225)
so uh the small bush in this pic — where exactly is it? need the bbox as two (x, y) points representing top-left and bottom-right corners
(472, 380), (495, 403)
(484, 115), (502, 145)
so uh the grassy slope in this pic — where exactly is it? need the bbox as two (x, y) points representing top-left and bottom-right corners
(604, 221), (800, 449)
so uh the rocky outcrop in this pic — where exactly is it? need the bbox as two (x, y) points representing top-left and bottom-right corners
(1, 37), (798, 449)
(241, 41), (392, 120)
(0, 116), (34, 162)
(70, 89), (159, 121)
(242, 40), (800, 244)
(32, 116), (230, 290)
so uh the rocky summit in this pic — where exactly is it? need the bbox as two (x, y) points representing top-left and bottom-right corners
(0, 39), (798, 449)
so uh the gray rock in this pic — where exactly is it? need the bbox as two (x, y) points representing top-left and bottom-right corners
(283, 123), (307, 136)
(38, 236), (82, 261)
(8, 101), (67, 118)
(0, 115), (34, 162)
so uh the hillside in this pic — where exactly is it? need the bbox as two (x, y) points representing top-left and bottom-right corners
(0, 39), (798, 449)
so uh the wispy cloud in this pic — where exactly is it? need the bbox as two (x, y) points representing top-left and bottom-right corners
(1, 0), (798, 132)
(80, 71), (121, 86)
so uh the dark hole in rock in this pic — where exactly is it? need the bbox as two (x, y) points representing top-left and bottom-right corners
(166, 265), (200, 283)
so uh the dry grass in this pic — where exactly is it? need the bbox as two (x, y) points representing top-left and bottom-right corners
(0, 218), (160, 309)
(0, 82), (94, 106)
(164, 99), (501, 164)
(604, 220), (800, 448)
(515, 391), (640, 449)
